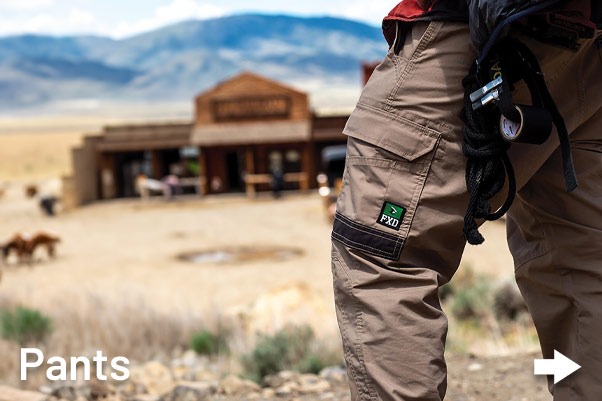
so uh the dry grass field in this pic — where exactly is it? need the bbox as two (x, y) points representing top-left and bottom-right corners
(0, 132), (84, 180)
(0, 109), (189, 180)
(0, 115), (107, 181)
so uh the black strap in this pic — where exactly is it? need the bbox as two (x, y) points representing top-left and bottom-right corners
(500, 39), (578, 191)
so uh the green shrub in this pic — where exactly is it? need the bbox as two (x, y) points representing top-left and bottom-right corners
(448, 267), (493, 321)
(297, 354), (325, 375)
(1, 307), (52, 345)
(190, 329), (228, 355)
(242, 325), (327, 382)
(243, 332), (288, 381)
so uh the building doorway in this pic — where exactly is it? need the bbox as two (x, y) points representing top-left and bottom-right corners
(225, 151), (245, 192)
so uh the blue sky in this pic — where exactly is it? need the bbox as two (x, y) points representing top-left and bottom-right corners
(0, 0), (392, 38)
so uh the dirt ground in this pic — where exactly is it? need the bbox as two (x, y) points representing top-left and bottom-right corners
(0, 187), (338, 318)
(0, 181), (515, 333)
(0, 173), (551, 399)
(0, 185), (351, 361)
(255, 352), (553, 401)
(446, 352), (552, 401)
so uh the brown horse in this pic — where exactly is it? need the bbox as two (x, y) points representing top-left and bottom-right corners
(1, 232), (60, 264)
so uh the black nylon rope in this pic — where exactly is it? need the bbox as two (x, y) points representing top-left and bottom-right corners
(461, 68), (516, 245)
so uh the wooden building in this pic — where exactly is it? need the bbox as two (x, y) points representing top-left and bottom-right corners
(70, 122), (198, 205)
(192, 72), (315, 195)
(69, 71), (348, 205)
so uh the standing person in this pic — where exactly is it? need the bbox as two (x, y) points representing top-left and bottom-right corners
(271, 168), (284, 198)
(331, 1), (601, 400)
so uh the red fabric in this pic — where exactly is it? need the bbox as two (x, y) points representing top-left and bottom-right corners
(385, 0), (432, 22)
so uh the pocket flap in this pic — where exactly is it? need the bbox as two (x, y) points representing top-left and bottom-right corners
(343, 104), (440, 161)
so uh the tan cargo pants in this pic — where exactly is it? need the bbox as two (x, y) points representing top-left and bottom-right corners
(331, 20), (602, 401)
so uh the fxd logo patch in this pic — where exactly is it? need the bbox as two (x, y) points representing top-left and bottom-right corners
(377, 201), (405, 231)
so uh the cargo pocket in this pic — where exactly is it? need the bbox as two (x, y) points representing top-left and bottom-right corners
(332, 114), (440, 261)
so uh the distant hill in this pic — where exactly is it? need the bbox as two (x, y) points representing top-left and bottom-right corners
(0, 14), (386, 112)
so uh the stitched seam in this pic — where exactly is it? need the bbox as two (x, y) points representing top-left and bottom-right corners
(332, 253), (379, 401)
(331, 231), (399, 256)
(411, 21), (441, 62)
(353, 101), (454, 135)
(402, 135), (440, 241)
(346, 155), (430, 171)
(389, 24), (429, 100)
(332, 232), (400, 259)
(331, 256), (363, 399)
(332, 231), (395, 255)
(333, 218), (402, 256)
(387, 21), (442, 110)
(336, 213), (401, 242)
(355, 309), (379, 401)
(353, 102), (441, 140)
(384, 54), (403, 113)
(332, 232), (399, 259)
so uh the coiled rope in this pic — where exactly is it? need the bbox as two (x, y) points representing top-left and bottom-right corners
(461, 66), (516, 245)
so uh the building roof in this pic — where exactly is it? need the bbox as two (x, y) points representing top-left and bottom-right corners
(96, 122), (193, 151)
(194, 71), (307, 102)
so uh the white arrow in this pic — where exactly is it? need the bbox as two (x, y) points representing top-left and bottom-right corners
(534, 350), (581, 384)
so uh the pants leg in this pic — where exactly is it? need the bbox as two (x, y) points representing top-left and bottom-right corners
(507, 30), (602, 401)
(332, 18), (602, 401)
(510, 135), (602, 400)
(331, 21), (476, 401)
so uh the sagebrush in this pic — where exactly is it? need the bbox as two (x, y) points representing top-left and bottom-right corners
(242, 325), (339, 383)
(1, 307), (52, 346)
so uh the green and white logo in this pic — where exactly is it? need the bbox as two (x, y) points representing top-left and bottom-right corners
(377, 201), (405, 231)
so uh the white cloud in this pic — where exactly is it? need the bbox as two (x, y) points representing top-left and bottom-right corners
(107, 0), (387, 39)
(0, 0), (387, 38)
(338, 0), (392, 26)
(156, 0), (223, 21)
(111, 0), (225, 38)
(0, 0), (54, 10)
(0, 8), (99, 36)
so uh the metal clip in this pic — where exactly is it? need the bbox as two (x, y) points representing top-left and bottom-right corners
(470, 76), (503, 110)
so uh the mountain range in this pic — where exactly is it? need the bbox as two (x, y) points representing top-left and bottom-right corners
(0, 14), (387, 113)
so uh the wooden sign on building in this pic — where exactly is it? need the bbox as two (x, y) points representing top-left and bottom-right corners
(192, 72), (314, 195)
(212, 95), (292, 121)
